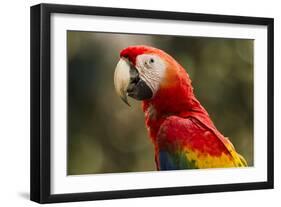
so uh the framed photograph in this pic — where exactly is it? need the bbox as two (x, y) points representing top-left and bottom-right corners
(30, 3), (274, 203)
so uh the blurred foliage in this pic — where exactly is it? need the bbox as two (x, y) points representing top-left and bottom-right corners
(67, 31), (253, 175)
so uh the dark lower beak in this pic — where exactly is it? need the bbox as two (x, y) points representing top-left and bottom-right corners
(127, 67), (153, 100)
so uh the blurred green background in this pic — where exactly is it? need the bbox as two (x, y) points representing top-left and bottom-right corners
(67, 31), (253, 175)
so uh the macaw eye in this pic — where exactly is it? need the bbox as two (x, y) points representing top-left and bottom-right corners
(149, 58), (154, 64)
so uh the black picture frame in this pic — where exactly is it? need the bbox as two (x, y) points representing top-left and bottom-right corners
(30, 3), (274, 204)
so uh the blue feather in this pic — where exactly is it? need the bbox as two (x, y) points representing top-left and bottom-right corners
(159, 151), (178, 170)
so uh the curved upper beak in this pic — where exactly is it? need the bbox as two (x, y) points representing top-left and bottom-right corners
(114, 58), (131, 106)
(114, 58), (153, 106)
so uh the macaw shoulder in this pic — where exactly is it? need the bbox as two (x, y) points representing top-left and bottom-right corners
(156, 115), (239, 169)
(157, 115), (214, 149)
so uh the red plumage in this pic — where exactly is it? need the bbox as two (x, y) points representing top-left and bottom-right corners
(120, 45), (247, 169)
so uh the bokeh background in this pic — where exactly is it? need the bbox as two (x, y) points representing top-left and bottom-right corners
(67, 31), (253, 175)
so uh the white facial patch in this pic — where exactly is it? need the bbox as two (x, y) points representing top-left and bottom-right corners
(135, 54), (166, 96)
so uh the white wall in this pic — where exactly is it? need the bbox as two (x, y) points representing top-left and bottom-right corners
(0, 0), (279, 206)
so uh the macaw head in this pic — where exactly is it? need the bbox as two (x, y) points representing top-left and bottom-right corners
(114, 45), (194, 112)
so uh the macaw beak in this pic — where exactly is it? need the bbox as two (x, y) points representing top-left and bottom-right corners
(114, 58), (153, 106)
(114, 58), (131, 106)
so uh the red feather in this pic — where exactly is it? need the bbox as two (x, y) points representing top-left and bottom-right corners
(120, 45), (247, 169)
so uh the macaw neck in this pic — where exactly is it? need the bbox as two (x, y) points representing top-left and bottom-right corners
(142, 82), (210, 143)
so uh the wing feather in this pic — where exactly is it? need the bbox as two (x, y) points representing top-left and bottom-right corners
(156, 115), (247, 170)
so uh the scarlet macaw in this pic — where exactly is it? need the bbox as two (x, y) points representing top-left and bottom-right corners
(114, 45), (247, 170)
